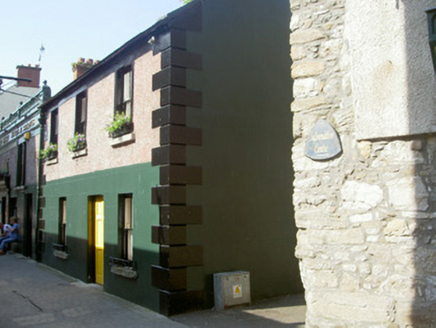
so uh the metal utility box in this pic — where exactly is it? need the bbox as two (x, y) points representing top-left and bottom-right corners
(213, 271), (251, 310)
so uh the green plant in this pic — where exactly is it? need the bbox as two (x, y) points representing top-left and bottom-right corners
(104, 112), (132, 135)
(71, 62), (93, 69)
(71, 58), (95, 70)
(40, 143), (58, 159)
(67, 133), (86, 152)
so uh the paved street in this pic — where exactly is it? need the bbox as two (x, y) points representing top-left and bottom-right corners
(172, 294), (306, 327)
(0, 252), (305, 327)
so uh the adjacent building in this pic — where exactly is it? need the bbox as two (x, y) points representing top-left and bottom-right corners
(0, 65), (50, 257)
(0, 65), (43, 119)
(38, 0), (301, 316)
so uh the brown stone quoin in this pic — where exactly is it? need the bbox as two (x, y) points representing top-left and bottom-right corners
(150, 1), (205, 316)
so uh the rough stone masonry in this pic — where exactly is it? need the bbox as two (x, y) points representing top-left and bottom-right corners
(290, 0), (436, 327)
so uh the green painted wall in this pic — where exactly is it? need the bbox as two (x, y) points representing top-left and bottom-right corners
(186, 0), (302, 304)
(41, 163), (160, 311)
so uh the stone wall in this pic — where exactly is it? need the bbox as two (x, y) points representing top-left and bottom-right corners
(291, 0), (436, 326)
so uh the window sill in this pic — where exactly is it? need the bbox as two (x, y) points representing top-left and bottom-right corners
(46, 157), (58, 165)
(54, 250), (68, 260)
(71, 148), (87, 158)
(110, 265), (138, 279)
(110, 132), (135, 147)
(109, 257), (137, 279)
(53, 244), (68, 260)
(14, 186), (26, 191)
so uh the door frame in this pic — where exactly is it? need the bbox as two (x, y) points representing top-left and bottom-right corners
(87, 195), (104, 284)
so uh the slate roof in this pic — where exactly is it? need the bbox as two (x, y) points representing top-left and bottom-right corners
(0, 84), (40, 120)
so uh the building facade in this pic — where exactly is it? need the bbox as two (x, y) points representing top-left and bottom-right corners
(291, 0), (436, 326)
(38, 0), (301, 316)
(3, 1), (436, 325)
(0, 78), (50, 257)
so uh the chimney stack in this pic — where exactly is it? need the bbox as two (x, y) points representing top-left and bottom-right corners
(72, 58), (97, 80)
(16, 64), (41, 88)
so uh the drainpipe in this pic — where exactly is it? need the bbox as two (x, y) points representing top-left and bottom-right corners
(35, 81), (50, 261)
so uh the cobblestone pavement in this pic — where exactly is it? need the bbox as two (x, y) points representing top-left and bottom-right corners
(0, 253), (306, 327)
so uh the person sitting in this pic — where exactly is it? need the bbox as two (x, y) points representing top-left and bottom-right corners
(0, 222), (12, 241)
(0, 217), (20, 255)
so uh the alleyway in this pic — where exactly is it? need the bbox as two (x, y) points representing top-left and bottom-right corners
(0, 253), (305, 327)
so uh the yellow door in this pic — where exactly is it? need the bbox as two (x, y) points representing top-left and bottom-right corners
(94, 197), (104, 285)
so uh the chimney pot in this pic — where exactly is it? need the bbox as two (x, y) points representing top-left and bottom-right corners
(72, 57), (98, 80)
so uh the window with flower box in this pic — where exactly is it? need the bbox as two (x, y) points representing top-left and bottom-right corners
(69, 91), (88, 155)
(50, 109), (58, 145)
(115, 65), (133, 117)
(75, 91), (87, 136)
(47, 109), (59, 160)
(109, 66), (134, 139)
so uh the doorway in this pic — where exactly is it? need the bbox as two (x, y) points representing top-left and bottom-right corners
(88, 196), (104, 285)
(23, 194), (33, 257)
(9, 197), (16, 217)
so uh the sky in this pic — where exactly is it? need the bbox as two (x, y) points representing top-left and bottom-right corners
(0, 0), (184, 94)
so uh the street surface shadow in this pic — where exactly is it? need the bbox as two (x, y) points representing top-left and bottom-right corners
(171, 294), (306, 327)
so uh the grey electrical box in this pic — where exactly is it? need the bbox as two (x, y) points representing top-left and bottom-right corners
(213, 271), (251, 310)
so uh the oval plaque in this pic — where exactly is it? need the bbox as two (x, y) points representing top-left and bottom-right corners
(304, 120), (342, 161)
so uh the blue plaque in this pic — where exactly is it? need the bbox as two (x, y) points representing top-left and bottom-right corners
(305, 120), (342, 161)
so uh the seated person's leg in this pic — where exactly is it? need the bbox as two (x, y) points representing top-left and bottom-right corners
(0, 237), (13, 254)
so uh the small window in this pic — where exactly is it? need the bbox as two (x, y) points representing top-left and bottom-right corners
(119, 194), (133, 260)
(75, 91), (87, 136)
(16, 143), (26, 186)
(50, 109), (58, 145)
(115, 66), (133, 118)
(59, 198), (67, 246)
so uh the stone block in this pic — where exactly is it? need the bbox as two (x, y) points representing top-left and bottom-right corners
(295, 211), (347, 229)
(383, 219), (414, 237)
(341, 273), (359, 291)
(291, 95), (327, 112)
(349, 213), (373, 224)
(341, 181), (383, 212)
(297, 229), (324, 245)
(291, 45), (306, 61)
(305, 269), (339, 288)
(292, 60), (326, 78)
(290, 29), (325, 44)
(372, 141), (425, 167)
(301, 257), (336, 271)
(324, 228), (365, 245)
(310, 291), (394, 323)
(293, 77), (321, 98)
(386, 177), (428, 211)
(414, 246), (436, 274)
